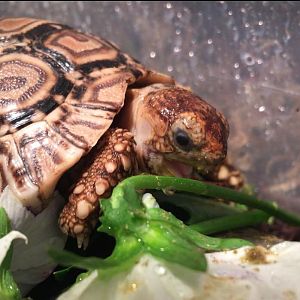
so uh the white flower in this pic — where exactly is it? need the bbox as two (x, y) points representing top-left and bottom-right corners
(58, 242), (300, 300)
(0, 231), (27, 266)
(0, 187), (67, 295)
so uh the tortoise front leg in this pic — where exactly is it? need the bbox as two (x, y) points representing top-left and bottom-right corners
(59, 128), (137, 248)
(206, 159), (245, 190)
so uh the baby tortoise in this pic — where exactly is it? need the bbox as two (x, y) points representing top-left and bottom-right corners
(0, 18), (231, 247)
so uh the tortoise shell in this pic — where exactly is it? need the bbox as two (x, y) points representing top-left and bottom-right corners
(0, 17), (149, 213)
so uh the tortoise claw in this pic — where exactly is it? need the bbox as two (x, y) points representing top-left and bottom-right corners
(76, 233), (90, 250)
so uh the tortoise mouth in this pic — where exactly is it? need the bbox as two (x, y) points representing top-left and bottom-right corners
(163, 159), (194, 178)
(161, 155), (218, 179)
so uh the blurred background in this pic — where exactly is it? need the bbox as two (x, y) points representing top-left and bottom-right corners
(1, 1), (299, 211)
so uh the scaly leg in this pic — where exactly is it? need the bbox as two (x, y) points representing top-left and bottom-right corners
(59, 128), (137, 248)
(204, 159), (245, 190)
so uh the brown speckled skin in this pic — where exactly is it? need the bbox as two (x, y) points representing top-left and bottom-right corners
(59, 128), (137, 247)
(118, 84), (230, 179)
(144, 87), (229, 165)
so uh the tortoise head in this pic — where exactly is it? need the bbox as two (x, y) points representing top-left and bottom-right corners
(122, 84), (229, 178)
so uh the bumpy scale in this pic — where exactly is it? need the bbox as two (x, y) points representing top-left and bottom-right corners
(59, 128), (137, 248)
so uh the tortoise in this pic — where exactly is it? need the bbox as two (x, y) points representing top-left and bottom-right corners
(0, 17), (230, 248)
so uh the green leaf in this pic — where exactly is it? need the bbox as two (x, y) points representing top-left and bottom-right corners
(122, 175), (300, 226)
(0, 208), (22, 300)
(53, 266), (74, 281)
(140, 221), (207, 271)
(96, 176), (256, 272)
(153, 191), (244, 224)
(0, 208), (10, 239)
(189, 210), (270, 235)
(48, 248), (114, 271)
(49, 234), (143, 280)
(52, 174), (300, 292)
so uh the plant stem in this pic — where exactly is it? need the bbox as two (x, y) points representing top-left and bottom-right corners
(122, 175), (300, 226)
(189, 210), (270, 235)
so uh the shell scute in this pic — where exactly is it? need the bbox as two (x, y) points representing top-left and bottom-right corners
(0, 18), (49, 38)
(0, 17), (148, 209)
(44, 29), (118, 65)
(12, 121), (84, 211)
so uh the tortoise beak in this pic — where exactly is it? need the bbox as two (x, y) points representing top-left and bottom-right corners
(161, 153), (224, 179)
(162, 159), (195, 178)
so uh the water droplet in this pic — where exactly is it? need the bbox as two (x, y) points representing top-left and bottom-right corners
(245, 22), (250, 28)
(198, 74), (205, 81)
(207, 39), (213, 45)
(166, 2), (172, 9)
(258, 20), (264, 26)
(163, 187), (176, 195)
(114, 6), (120, 13)
(235, 73), (240, 80)
(188, 51), (194, 57)
(234, 62), (239, 69)
(167, 65), (173, 72)
(175, 28), (181, 35)
(149, 51), (156, 58)
(177, 12), (182, 18)
(258, 106), (266, 112)
(265, 129), (272, 136)
(241, 53), (255, 66)
(228, 10), (233, 16)
(155, 265), (166, 275)
(173, 46), (181, 53)
(281, 52), (288, 59)
(137, 238), (142, 243)
(241, 7), (246, 13)
(278, 105), (286, 112)
(257, 58), (263, 65)
(160, 247), (165, 252)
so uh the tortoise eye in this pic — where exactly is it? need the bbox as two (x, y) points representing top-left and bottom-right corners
(174, 129), (193, 151)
